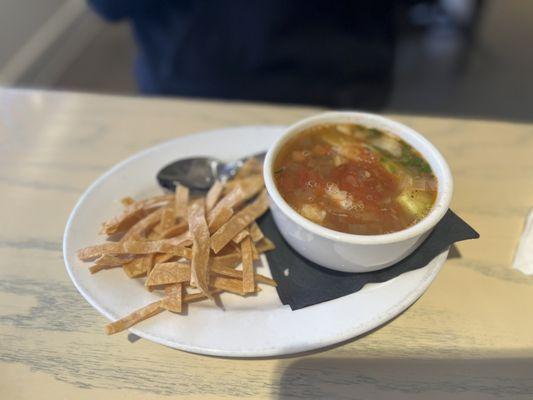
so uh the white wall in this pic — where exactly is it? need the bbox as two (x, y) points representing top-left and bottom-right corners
(0, 0), (100, 85)
(0, 0), (68, 68)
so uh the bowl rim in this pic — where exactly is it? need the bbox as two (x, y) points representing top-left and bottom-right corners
(263, 111), (454, 245)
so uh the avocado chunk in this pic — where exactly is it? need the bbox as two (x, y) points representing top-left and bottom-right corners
(397, 189), (433, 217)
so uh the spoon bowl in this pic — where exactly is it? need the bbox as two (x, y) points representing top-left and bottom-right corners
(157, 152), (266, 192)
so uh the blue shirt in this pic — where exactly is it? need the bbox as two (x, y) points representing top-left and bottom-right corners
(89, 0), (394, 107)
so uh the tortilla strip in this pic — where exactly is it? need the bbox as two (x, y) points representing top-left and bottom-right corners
(175, 185), (189, 219)
(223, 174), (264, 196)
(123, 233), (192, 254)
(77, 242), (123, 261)
(105, 300), (163, 334)
(207, 176), (264, 232)
(89, 264), (120, 274)
(123, 254), (154, 278)
(240, 236), (255, 293)
(146, 262), (190, 286)
(209, 253), (241, 269)
(206, 176), (263, 228)
(188, 199), (211, 297)
(167, 247), (193, 260)
(211, 276), (260, 296)
(249, 222), (264, 242)
(251, 241), (260, 260)
(235, 175), (264, 201)
(211, 265), (276, 287)
(154, 247), (192, 265)
(93, 253), (135, 267)
(255, 237), (275, 253)
(120, 197), (135, 207)
(100, 202), (145, 235)
(210, 190), (269, 253)
(139, 195), (174, 211)
(154, 253), (176, 264)
(232, 229), (249, 244)
(141, 194), (175, 205)
(158, 207), (176, 231)
(121, 207), (166, 242)
(89, 254), (135, 275)
(207, 186), (242, 224)
(208, 206), (234, 233)
(159, 221), (188, 238)
(234, 158), (263, 180)
(205, 180), (223, 211)
(161, 284), (183, 313)
(184, 289), (222, 303)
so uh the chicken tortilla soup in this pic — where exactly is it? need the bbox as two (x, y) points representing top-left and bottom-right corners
(273, 123), (438, 235)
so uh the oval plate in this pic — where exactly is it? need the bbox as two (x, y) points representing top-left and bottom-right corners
(63, 126), (447, 357)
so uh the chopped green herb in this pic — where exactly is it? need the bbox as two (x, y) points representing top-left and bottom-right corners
(366, 128), (382, 138)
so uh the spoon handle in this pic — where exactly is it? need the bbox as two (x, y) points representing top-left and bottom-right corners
(217, 151), (266, 182)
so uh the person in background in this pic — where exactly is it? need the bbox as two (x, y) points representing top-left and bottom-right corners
(88, 0), (395, 109)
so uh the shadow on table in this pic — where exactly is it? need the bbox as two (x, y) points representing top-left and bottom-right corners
(276, 356), (533, 400)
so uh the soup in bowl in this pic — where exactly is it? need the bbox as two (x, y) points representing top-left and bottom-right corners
(263, 112), (453, 272)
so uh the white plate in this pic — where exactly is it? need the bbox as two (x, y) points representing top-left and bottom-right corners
(63, 126), (448, 358)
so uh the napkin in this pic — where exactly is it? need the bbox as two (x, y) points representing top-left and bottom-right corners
(513, 208), (533, 275)
(258, 209), (479, 310)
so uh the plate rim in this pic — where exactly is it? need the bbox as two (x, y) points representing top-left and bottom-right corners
(63, 125), (447, 357)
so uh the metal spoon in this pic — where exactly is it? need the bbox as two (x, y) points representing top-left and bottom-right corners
(157, 152), (266, 192)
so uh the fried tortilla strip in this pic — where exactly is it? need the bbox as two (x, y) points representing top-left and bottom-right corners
(154, 247), (192, 264)
(207, 206), (234, 233)
(211, 276), (260, 296)
(154, 253), (176, 264)
(161, 284), (183, 313)
(100, 202), (145, 235)
(94, 253), (135, 267)
(209, 253), (241, 269)
(210, 190), (269, 253)
(123, 233), (192, 254)
(232, 228), (249, 244)
(158, 207), (176, 231)
(188, 199), (211, 297)
(120, 197), (135, 207)
(234, 175), (264, 201)
(146, 262), (190, 286)
(89, 264), (120, 274)
(184, 289), (222, 303)
(123, 254), (154, 278)
(234, 158), (263, 180)
(175, 184), (189, 219)
(255, 237), (275, 253)
(211, 265), (277, 287)
(121, 207), (166, 241)
(249, 222), (264, 242)
(77, 242), (123, 261)
(207, 187), (242, 225)
(205, 180), (224, 211)
(89, 254), (135, 274)
(240, 236), (255, 293)
(206, 174), (264, 230)
(142, 194), (175, 204)
(159, 221), (188, 238)
(140, 194), (175, 210)
(206, 176), (262, 227)
(223, 174), (264, 196)
(168, 247), (193, 260)
(105, 300), (163, 334)
(251, 241), (260, 260)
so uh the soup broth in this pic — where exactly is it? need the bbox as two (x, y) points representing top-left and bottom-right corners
(273, 123), (438, 235)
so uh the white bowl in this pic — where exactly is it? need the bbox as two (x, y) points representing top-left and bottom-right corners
(263, 112), (453, 273)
